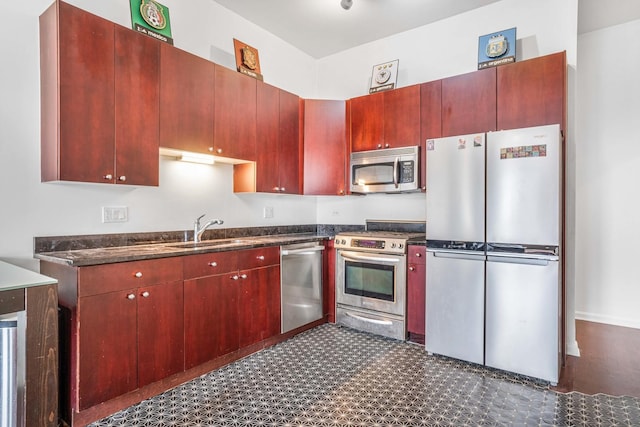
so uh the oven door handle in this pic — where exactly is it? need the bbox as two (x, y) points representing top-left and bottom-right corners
(340, 252), (401, 264)
(345, 311), (393, 326)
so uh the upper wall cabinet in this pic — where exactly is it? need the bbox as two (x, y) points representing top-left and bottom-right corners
(40, 1), (160, 186)
(350, 85), (421, 152)
(214, 65), (257, 161)
(441, 67), (497, 137)
(159, 44), (215, 154)
(276, 89), (303, 194)
(497, 51), (566, 132)
(303, 99), (348, 196)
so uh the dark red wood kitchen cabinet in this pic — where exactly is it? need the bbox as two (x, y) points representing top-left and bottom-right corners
(184, 247), (280, 368)
(255, 81), (280, 193)
(214, 65), (257, 160)
(350, 91), (384, 152)
(407, 245), (426, 343)
(420, 79), (443, 191)
(40, 2), (160, 186)
(114, 25), (160, 186)
(383, 84), (421, 147)
(303, 99), (348, 196)
(159, 43), (215, 154)
(497, 51), (566, 132)
(350, 85), (421, 152)
(441, 67), (497, 137)
(278, 89), (303, 194)
(68, 257), (183, 411)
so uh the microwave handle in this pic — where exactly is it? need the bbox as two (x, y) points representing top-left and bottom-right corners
(393, 157), (399, 188)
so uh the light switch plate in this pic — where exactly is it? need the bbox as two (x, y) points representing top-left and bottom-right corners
(102, 206), (128, 223)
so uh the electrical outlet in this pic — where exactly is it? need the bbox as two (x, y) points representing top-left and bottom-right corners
(263, 206), (274, 219)
(102, 206), (128, 223)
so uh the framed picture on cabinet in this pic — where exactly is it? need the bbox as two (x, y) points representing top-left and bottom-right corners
(130, 0), (174, 45)
(369, 60), (399, 94)
(233, 39), (264, 81)
(478, 27), (516, 69)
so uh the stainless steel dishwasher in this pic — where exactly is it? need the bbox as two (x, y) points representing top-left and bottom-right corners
(280, 242), (324, 333)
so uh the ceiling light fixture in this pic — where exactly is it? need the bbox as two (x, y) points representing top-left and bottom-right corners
(340, 0), (353, 10)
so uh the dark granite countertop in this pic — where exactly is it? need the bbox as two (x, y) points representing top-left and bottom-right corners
(35, 233), (329, 267)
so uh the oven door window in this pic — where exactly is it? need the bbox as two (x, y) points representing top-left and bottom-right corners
(352, 163), (394, 186)
(344, 260), (394, 301)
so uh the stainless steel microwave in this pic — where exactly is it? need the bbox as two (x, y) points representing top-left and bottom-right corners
(350, 146), (420, 194)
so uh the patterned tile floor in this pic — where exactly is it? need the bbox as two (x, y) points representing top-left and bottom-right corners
(90, 324), (640, 426)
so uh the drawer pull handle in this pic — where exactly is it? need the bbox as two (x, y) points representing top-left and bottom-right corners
(118, 175), (127, 182)
(103, 174), (113, 180)
(208, 261), (218, 267)
(134, 272), (143, 278)
(230, 275), (239, 280)
(127, 293), (135, 300)
(415, 253), (422, 257)
(141, 291), (150, 298)
(240, 274), (247, 279)
(256, 255), (265, 261)
(409, 266), (415, 271)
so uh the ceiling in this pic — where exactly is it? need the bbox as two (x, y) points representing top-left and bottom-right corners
(211, 0), (640, 59)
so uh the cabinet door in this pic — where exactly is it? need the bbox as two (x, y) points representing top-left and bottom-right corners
(214, 65), (256, 160)
(56, 2), (115, 183)
(350, 92), (384, 152)
(256, 81), (280, 192)
(78, 290), (137, 410)
(137, 280), (184, 387)
(406, 246), (426, 338)
(278, 90), (302, 194)
(184, 274), (229, 369)
(114, 26), (160, 186)
(497, 51), (566, 131)
(442, 68), (496, 136)
(216, 274), (240, 355)
(384, 85), (421, 148)
(303, 99), (347, 195)
(238, 265), (281, 347)
(159, 44), (215, 153)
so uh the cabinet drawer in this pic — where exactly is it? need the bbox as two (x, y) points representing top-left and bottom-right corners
(408, 245), (426, 265)
(79, 257), (182, 297)
(238, 246), (280, 269)
(183, 251), (237, 279)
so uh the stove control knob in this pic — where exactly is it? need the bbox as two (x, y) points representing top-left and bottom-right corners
(391, 243), (397, 248)
(340, 239), (347, 245)
(398, 243), (404, 249)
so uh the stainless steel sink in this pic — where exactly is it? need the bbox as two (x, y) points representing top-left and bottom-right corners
(166, 239), (260, 249)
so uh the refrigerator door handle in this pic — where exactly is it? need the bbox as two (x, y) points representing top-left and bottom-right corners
(487, 255), (554, 266)
(430, 251), (485, 261)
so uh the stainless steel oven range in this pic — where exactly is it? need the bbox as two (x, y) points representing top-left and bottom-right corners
(335, 230), (423, 340)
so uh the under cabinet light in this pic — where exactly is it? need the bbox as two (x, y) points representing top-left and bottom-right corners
(178, 153), (215, 165)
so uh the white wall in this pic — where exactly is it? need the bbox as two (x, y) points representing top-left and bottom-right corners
(575, 19), (640, 329)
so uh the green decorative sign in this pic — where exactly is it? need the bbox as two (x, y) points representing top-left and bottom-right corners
(130, 0), (173, 45)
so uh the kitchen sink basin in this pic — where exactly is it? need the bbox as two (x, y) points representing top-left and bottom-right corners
(166, 239), (260, 249)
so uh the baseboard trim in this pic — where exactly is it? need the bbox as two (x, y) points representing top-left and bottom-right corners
(575, 311), (640, 330)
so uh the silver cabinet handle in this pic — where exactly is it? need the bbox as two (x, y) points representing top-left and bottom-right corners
(415, 252), (422, 257)
(103, 174), (113, 180)
(256, 255), (265, 261)
(141, 291), (150, 298)
(377, 144), (382, 149)
(240, 274), (247, 279)
(127, 293), (135, 300)
(134, 272), (143, 278)
(280, 187), (286, 192)
(385, 143), (390, 148)
(230, 275), (239, 280)
(409, 266), (415, 271)
(208, 261), (218, 267)
(118, 175), (126, 182)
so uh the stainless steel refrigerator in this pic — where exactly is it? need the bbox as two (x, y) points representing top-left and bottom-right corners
(426, 124), (561, 384)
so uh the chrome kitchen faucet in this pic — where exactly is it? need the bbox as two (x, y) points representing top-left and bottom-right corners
(194, 214), (224, 242)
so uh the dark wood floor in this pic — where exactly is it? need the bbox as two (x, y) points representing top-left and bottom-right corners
(554, 320), (640, 398)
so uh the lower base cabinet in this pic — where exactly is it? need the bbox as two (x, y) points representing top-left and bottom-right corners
(407, 245), (426, 342)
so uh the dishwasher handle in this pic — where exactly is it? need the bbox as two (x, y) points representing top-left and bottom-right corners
(280, 245), (325, 256)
